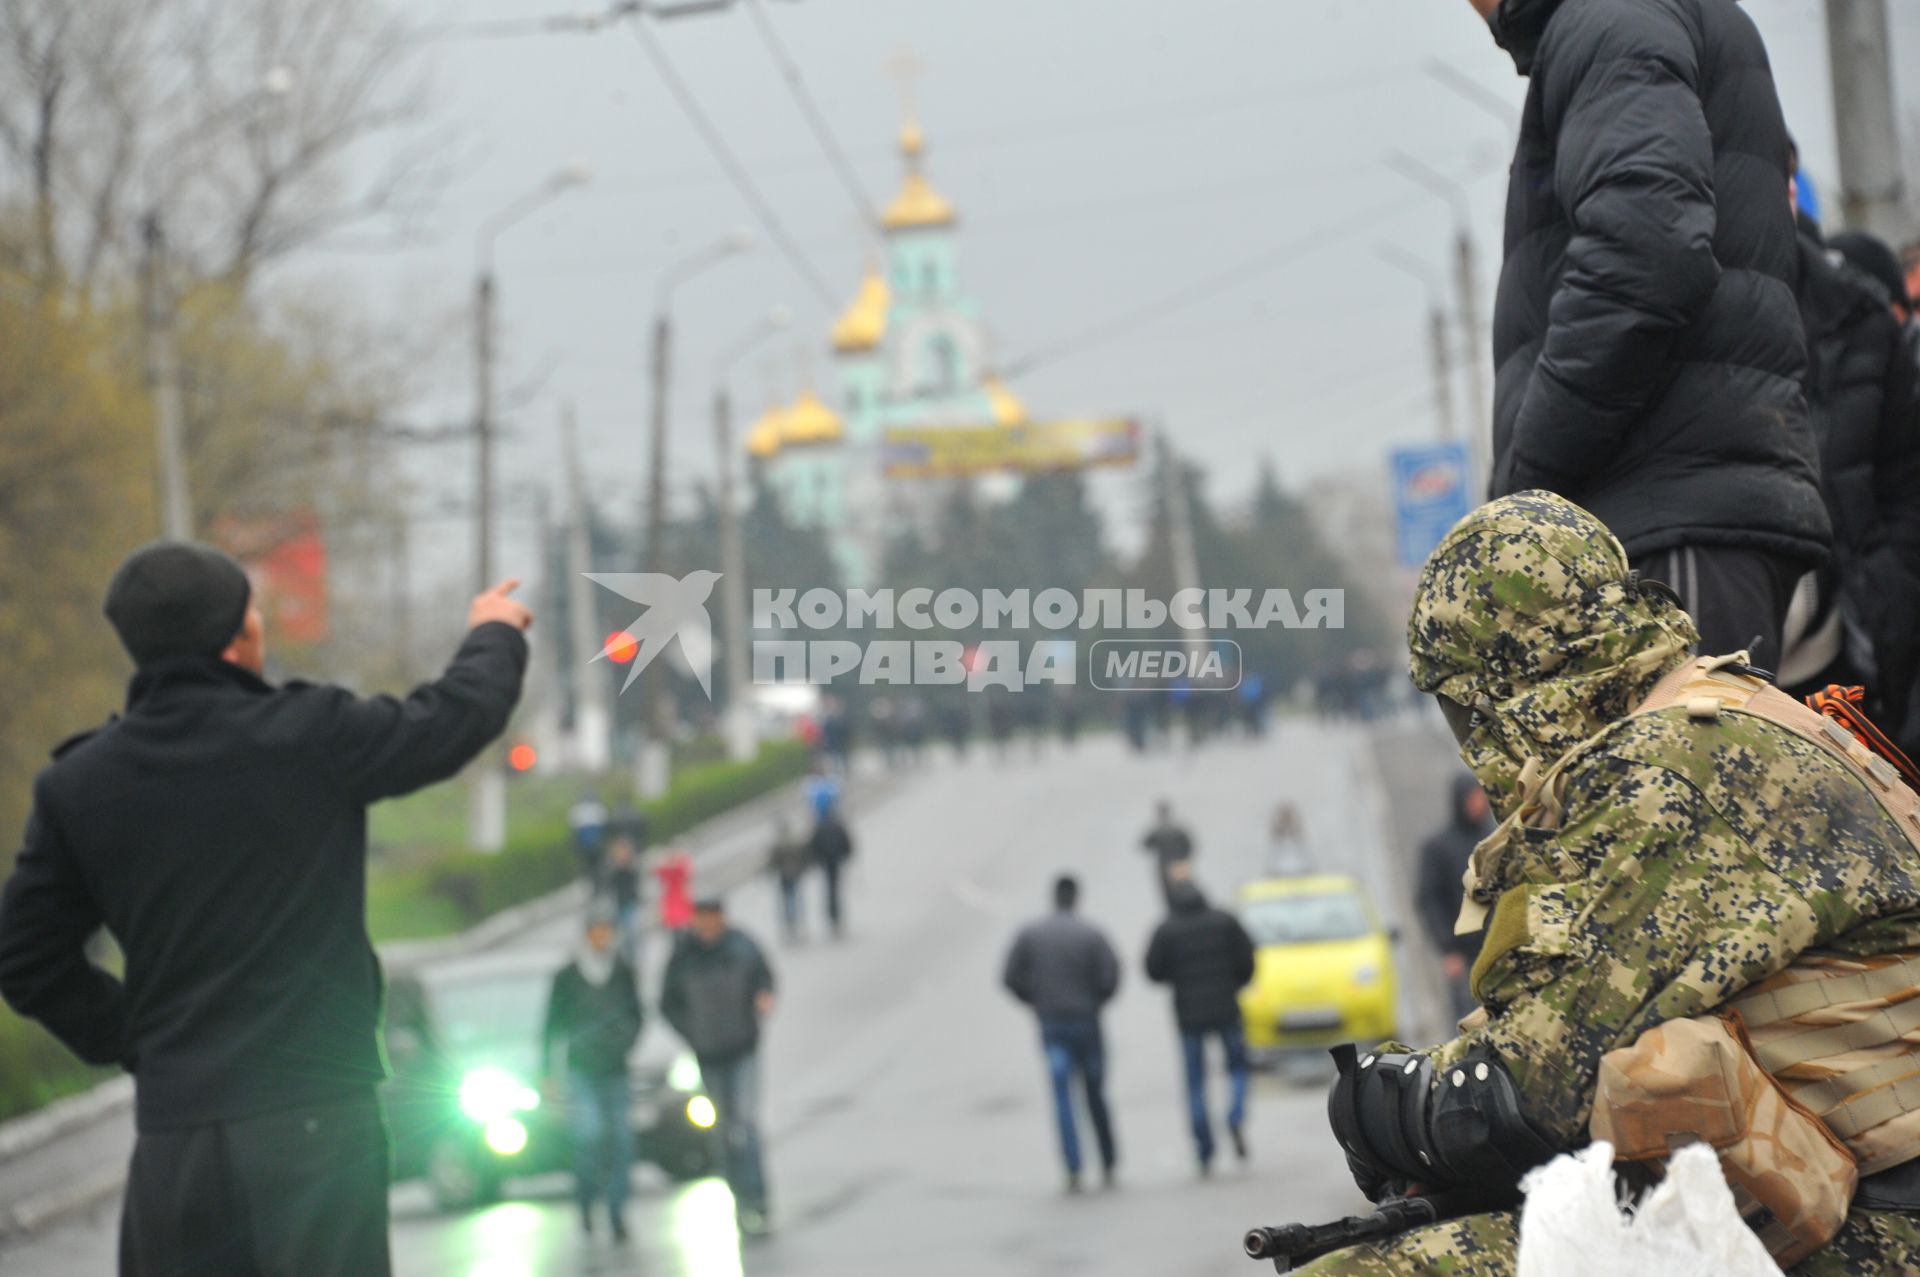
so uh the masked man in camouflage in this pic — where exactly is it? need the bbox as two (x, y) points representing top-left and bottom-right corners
(1298, 491), (1920, 1275)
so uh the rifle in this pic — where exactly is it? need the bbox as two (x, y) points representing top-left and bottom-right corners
(1243, 1193), (1465, 1272)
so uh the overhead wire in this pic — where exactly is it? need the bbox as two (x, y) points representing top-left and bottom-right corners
(741, 0), (884, 235)
(621, 13), (842, 310)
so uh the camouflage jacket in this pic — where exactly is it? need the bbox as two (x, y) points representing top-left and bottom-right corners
(1406, 491), (1920, 1146)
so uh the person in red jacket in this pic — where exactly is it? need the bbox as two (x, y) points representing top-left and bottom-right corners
(654, 846), (694, 931)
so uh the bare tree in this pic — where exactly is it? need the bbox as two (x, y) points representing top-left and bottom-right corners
(0, 0), (444, 295)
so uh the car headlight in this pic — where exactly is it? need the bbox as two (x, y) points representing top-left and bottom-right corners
(667, 1052), (704, 1094)
(459, 1066), (540, 1123)
(1351, 964), (1381, 988)
(685, 1095), (718, 1129)
(484, 1117), (529, 1156)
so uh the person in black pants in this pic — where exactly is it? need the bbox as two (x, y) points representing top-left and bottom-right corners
(808, 812), (855, 938)
(1144, 881), (1257, 1175)
(0, 543), (530, 1277)
(1001, 875), (1122, 1192)
(542, 907), (644, 1241)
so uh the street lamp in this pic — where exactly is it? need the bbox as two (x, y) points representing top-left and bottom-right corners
(1387, 150), (1489, 496)
(711, 305), (792, 763)
(468, 159), (591, 853)
(635, 230), (753, 796)
(1375, 243), (1456, 444)
(472, 159), (594, 593)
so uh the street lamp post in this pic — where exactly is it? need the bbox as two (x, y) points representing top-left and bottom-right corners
(1388, 151), (1489, 497)
(712, 306), (791, 763)
(634, 231), (752, 798)
(1376, 243), (1456, 444)
(467, 160), (591, 852)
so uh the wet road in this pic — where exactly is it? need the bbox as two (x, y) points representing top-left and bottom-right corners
(3, 715), (1460, 1276)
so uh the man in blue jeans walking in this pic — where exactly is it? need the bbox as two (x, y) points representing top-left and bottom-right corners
(661, 898), (777, 1236)
(1001, 875), (1121, 1191)
(1145, 879), (1256, 1174)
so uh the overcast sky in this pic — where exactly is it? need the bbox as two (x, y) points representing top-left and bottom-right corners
(302, 0), (1920, 580)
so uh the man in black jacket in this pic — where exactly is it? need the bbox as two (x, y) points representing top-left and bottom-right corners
(1414, 775), (1495, 1025)
(807, 811), (854, 938)
(660, 898), (776, 1235)
(1781, 228), (1920, 747)
(542, 908), (644, 1241)
(1002, 875), (1122, 1191)
(0, 541), (530, 1277)
(1144, 881), (1256, 1175)
(1477, 0), (1830, 662)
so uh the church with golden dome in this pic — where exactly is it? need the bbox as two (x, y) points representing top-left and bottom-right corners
(747, 109), (1035, 586)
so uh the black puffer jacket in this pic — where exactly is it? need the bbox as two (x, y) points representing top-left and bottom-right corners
(1485, 0), (1829, 565)
(1144, 885), (1256, 1032)
(1794, 235), (1920, 733)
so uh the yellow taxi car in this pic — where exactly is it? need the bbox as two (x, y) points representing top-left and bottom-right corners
(1237, 873), (1398, 1061)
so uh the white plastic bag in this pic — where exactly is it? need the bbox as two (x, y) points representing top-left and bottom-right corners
(1516, 1142), (1786, 1277)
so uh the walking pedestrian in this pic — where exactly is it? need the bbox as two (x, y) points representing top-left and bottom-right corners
(0, 545), (530, 1277)
(1144, 880), (1257, 1175)
(1140, 800), (1194, 903)
(1413, 775), (1494, 1026)
(808, 810), (855, 938)
(653, 845), (693, 932)
(1476, 0), (1829, 663)
(660, 898), (777, 1236)
(541, 907), (643, 1242)
(766, 817), (810, 943)
(1001, 875), (1121, 1192)
(601, 836), (644, 966)
(1265, 804), (1313, 877)
(568, 791), (609, 883)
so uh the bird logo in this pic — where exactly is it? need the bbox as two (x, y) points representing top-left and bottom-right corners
(584, 570), (722, 696)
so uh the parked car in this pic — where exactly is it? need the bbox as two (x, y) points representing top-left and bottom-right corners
(382, 947), (718, 1210)
(1236, 873), (1398, 1067)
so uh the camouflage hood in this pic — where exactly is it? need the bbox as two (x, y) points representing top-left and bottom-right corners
(1406, 492), (1698, 816)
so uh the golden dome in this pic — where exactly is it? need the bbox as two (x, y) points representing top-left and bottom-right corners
(881, 119), (955, 231)
(831, 261), (890, 353)
(745, 404), (787, 459)
(783, 388), (844, 444)
(983, 375), (1028, 426)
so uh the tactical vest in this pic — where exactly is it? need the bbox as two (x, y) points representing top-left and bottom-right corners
(1502, 653), (1920, 1175)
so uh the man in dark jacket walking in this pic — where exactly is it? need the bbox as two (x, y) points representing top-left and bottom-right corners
(1140, 800), (1194, 904)
(1780, 229), (1920, 753)
(1001, 875), (1121, 1191)
(1476, 0), (1830, 662)
(660, 898), (776, 1235)
(1414, 775), (1495, 1026)
(542, 908), (644, 1241)
(0, 542), (530, 1277)
(808, 810), (854, 938)
(1144, 881), (1257, 1174)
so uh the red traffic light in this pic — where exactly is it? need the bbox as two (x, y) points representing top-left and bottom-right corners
(507, 743), (538, 773)
(604, 631), (639, 664)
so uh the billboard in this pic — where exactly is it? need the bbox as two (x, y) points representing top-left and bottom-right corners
(214, 510), (331, 644)
(882, 418), (1139, 479)
(1389, 441), (1473, 569)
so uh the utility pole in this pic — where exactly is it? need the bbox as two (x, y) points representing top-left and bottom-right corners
(1159, 430), (1208, 688)
(140, 214), (193, 540)
(1377, 244), (1457, 444)
(1452, 229), (1489, 491)
(1825, 0), (1909, 242)
(563, 406), (612, 773)
(473, 272), (497, 592)
(714, 379), (753, 762)
(636, 311), (674, 800)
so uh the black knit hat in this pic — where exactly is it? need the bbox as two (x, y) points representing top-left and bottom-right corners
(104, 541), (253, 667)
(1829, 230), (1911, 311)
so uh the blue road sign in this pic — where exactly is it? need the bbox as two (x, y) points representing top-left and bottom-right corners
(1390, 442), (1473, 569)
